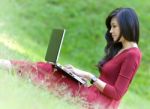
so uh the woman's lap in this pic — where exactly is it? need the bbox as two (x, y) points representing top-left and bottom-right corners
(10, 60), (84, 95)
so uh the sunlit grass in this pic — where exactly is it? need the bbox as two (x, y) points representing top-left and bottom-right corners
(0, 34), (27, 55)
(0, 33), (42, 61)
(0, 70), (87, 109)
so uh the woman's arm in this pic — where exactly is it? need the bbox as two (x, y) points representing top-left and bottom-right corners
(64, 52), (141, 100)
(64, 65), (106, 92)
(101, 53), (141, 100)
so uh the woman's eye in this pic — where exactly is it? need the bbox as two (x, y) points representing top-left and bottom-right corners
(112, 25), (116, 28)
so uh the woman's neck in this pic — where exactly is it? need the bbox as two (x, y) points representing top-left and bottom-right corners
(122, 40), (138, 50)
(114, 40), (138, 58)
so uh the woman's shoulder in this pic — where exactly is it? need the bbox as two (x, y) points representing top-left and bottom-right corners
(124, 47), (142, 61)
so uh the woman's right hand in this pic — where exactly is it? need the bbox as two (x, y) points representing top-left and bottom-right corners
(63, 64), (93, 80)
(63, 64), (83, 77)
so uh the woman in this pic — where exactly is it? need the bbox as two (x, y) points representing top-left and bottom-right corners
(1, 7), (142, 109)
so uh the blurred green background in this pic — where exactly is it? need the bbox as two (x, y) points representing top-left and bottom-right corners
(0, 0), (150, 109)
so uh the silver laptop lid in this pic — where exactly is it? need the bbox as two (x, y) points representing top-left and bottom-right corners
(45, 29), (66, 64)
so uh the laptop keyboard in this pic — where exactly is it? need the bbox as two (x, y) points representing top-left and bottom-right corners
(55, 64), (87, 85)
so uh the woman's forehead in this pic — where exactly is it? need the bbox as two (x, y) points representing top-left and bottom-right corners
(110, 17), (118, 25)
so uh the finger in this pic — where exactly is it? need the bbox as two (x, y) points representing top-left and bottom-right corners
(64, 64), (73, 69)
(63, 66), (73, 71)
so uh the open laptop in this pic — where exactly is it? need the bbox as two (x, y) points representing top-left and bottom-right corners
(45, 29), (86, 85)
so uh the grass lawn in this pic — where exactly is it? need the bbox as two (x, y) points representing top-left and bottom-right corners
(0, 0), (150, 109)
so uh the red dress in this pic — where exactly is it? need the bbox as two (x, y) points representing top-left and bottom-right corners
(11, 47), (142, 109)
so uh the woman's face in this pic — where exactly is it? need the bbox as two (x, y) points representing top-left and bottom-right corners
(109, 17), (122, 42)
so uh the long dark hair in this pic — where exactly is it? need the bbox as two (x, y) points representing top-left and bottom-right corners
(98, 7), (139, 70)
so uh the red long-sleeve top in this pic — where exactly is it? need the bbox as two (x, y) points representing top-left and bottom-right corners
(80, 47), (142, 108)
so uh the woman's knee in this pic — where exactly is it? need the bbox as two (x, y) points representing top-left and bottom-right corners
(0, 59), (12, 71)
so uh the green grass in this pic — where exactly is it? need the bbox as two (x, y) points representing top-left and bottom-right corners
(120, 91), (150, 109)
(0, 70), (85, 109)
(0, 0), (150, 109)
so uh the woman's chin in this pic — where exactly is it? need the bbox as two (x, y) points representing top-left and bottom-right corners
(113, 38), (117, 42)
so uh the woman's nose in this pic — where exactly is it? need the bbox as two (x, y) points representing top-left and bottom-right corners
(109, 28), (112, 33)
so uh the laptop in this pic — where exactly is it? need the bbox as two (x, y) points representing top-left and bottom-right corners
(45, 29), (86, 85)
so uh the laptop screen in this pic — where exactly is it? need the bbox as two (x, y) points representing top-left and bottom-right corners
(45, 29), (66, 64)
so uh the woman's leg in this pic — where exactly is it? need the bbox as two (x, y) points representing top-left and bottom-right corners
(9, 60), (85, 96)
(10, 60), (54, 83)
